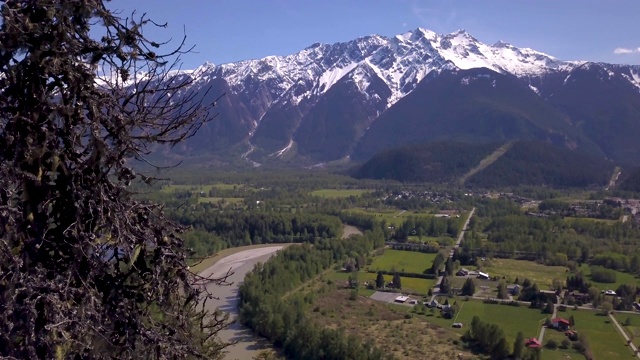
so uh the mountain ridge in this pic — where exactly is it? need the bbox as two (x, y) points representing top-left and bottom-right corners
(148, 27), (640, 167)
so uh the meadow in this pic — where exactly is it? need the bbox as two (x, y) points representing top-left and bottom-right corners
(369, 249), (437, 275)
(478, 259), (569, 289)
(326, 269), (435, 294)
(415, 299), (545, 345)
(578, 264), (640, 290)
(569, 309), (635, 359)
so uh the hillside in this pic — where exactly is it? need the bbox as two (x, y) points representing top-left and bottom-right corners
(618, 168), (640, 192)
(352, 142), (500, 183)
(465, 141), (616, 188)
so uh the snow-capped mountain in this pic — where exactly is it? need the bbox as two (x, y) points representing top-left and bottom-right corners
(160, 27), (640, 167)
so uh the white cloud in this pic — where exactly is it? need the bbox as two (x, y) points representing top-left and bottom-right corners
(614, 47), (640, 54)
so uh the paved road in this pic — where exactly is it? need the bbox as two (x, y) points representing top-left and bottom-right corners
(199, 246), (285, 360)
(609, 313), (640, 358)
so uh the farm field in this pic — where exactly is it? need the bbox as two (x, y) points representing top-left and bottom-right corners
(478, 259), (569, 289)
(417, 299), (545, 345)
(614, 312), (640, 348)
(578, 264), (640, 291)
(369, 249), (437, 274)
(326, 269), (435, 294)
(309, 189), (369, 198)
(197, 196), (243, 204)
(343, 208), (461, 227)
(161, 183), (257, 193)
(569, 309), (634, 359)
(541, 327), (582, 360)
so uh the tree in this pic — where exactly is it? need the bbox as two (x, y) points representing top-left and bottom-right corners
(445, 257), (454, 275)
(375, 271), (385, 288)
(0, 1), (228, 358)
(513, 331), (524, 359)
(544, 301), (554, 314)
(429, 252), (445, 274)
(600, 302), (613, 315)
(497, 280), (508, 299)
(392, 272), (402, 289)
(440, 275), (451, 294)
(461, 278), (476, 296)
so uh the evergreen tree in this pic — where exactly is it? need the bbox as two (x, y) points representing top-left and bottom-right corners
(376, 271), (385, 288)
(0, 1), (227, 358)
(461, 278), (476, 296)
(445, 257), (454, 275)
(497, 280), (508, 299)
(513, 331), (525, 359)
(440, 275), (451, 294)
(392, 272), (402, 289)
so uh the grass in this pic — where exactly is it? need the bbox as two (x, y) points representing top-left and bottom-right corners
(196, 196), (243, 204)
(190, 243), (293, 274)
(418, 299), (545, 345)
(307, 286), (472, 359)
(343, 208), (460, 227)
(309, 189), (368, 198)
(369, 249), (437, 275)
(614, 312), (640, 348)
(326, 269), (435, 294)
(478, 258), (569, 289)
(569, 309), (635, 359)
(161, 183), (255, 193)
(577, 264), (640, 291)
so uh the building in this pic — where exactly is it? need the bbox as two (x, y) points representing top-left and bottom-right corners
(551, 318), (571, 331)
(456, 268), (470, 276)
(395, 295), (409, 303)
(477, 271), (490, 280)
(427, 299), (440, 308)
(507, 284), (521, 295)
(525, 338), (542, 348)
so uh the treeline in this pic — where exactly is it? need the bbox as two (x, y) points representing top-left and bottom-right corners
(462, 316), (510, 359)
(466, 141), (615, 188)
(238, 238), (391, 360)
(460, 213), (640, 271)
(172, 209), (344, 247)
(352, 141), (499, 183)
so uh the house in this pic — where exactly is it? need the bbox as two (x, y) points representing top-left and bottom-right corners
(507, 284), (521, 296)
(525, 338), (542, 348)
(427, 299), (440, 308)
(456, 268), (470, 276)
(539, 290), (559, 303)
(564, 290), (590, 302)
(395, 295), (409, 303)
(551, 318), (571, 331)
(477, 271), (490, 280)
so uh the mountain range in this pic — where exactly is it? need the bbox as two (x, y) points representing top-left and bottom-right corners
(155, 27), (640, 168)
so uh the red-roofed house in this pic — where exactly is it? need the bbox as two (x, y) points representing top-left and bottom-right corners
(551, 317), (571, 331)
(525, 338), (542, 348)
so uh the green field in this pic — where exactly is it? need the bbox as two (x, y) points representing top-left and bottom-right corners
(614, 312), (640, 348)
(310, 189), (369, 198)
(343, 208), (456, 227)
(578, 264), (640, 291)
(478, 259), (569, 289)
(197, 197), (244, 204)
(161, 183), (254, 193)
(417, 299), (545, 345)
(369, 249), (437, 274)
(326, 270), (435, 294)
(569, 309), (634, 359)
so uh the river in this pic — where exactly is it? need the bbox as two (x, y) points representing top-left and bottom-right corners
(199, 246), (285, 360)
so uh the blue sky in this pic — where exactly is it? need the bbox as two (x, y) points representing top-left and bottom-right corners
(108, 0), (640, 69)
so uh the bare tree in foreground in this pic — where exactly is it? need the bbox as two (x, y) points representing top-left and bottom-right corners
(0, 0), (229, 358)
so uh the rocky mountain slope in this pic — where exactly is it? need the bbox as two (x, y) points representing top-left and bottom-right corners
(157, 27), (640, 167)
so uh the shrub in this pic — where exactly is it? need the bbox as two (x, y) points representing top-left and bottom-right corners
(545, 339), (558, 349)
